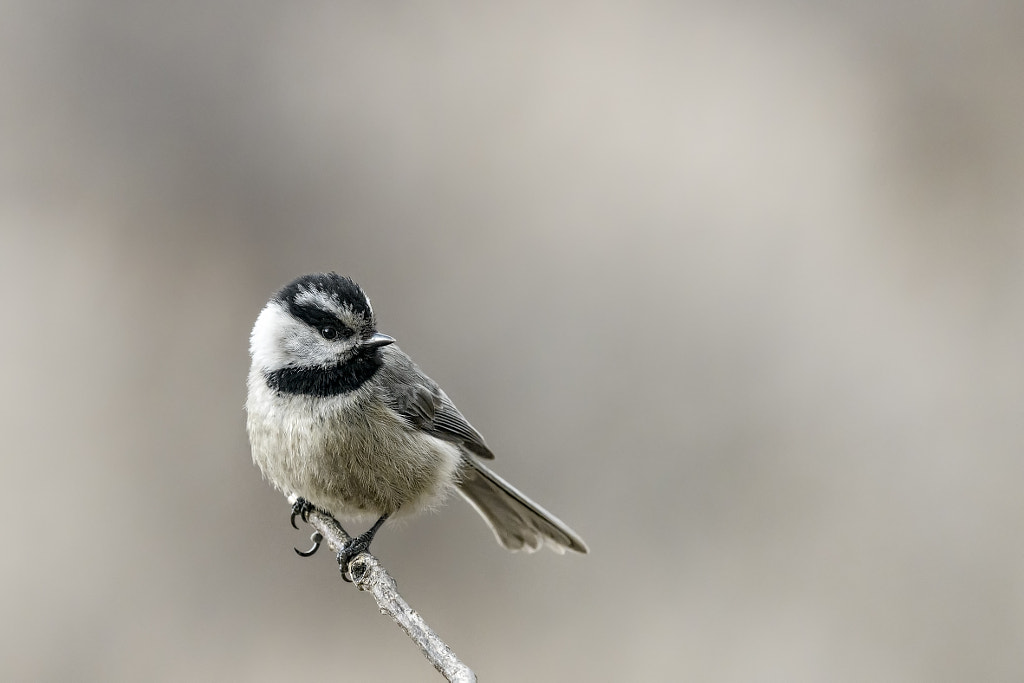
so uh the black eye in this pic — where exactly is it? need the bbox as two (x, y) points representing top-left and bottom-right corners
(320, 326), (339, 340)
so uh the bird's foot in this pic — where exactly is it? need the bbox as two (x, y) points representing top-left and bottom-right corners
(290, 497), (316, 530)
(290, 498), (325, 557)
(337, 514), (389, 581)
(337, 534), (373, 581)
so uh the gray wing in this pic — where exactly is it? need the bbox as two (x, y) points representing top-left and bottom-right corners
(380, 345), (495, 459)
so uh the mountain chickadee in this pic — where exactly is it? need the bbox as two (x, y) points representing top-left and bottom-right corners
(246, 273), (588, 570)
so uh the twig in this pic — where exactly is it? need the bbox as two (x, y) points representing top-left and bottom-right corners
(287, 495), (476, 682)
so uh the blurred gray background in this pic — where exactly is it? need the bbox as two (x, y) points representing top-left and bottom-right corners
(2, 1), (1022, 681)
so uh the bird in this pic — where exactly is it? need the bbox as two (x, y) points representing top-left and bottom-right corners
(245, 272), (587, 572)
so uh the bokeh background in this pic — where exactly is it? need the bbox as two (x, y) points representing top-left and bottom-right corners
(3, 1), (1023, 681)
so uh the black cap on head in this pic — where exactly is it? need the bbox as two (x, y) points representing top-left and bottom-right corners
(275, 272), (373, 320)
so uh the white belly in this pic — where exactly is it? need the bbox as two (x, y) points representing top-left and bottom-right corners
(246, 375), (462, 519)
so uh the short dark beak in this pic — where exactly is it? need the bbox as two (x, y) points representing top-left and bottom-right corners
(364, 332), (396, 349)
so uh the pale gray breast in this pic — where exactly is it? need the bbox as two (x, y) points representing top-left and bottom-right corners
(249, 384), (463, 518)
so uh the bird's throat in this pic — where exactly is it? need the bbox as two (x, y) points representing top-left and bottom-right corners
(265, 351), (382, 396)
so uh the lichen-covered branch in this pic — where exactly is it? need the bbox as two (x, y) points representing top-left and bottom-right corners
(287, 496), (476, 683)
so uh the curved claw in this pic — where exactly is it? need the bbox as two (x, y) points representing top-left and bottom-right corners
(290, 498), (314, 530)
(295, 531), (323, 558)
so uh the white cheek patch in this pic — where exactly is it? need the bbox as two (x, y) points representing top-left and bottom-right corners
(250, 302), (324, 369)
(250, 303), (295, 370)
(250, 300), (359, 371)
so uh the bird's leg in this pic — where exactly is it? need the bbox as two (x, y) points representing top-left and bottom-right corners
(338, 514), (389, 580)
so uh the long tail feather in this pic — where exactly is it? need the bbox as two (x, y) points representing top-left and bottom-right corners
(457, 459), (588, 554)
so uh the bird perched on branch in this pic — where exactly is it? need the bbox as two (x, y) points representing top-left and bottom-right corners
(246, 272), (588, 571)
